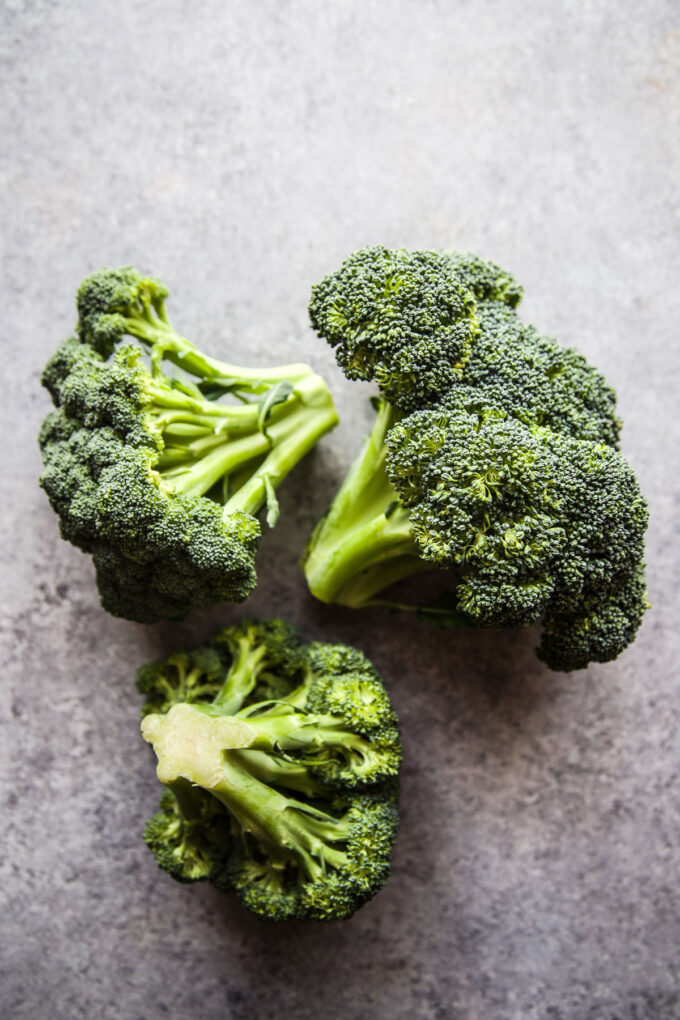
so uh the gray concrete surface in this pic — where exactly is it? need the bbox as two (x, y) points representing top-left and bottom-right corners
(2, 1), (679, 1018)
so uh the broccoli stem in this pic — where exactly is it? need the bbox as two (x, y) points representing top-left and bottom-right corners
(330, 554), (429, 609)
(115, 296), (338, 522)
(223, 374), (339, 518)
(141, 705), (350, 881)
(302, 399), (425, 606)
(212, 636), (268, 715)
(124, 303), (313, 393)
(233, 750), (331, 799)
(165, 776), (207, 823)
(212, 753), (350, 881)
(234, 709), (375, 760)
(144, 379), (262, 421)
(150, 367), (337, 516)
(161, 431), (273, 498)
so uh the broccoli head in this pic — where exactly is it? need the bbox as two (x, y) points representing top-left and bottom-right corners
(303, 247), (648, 671)
(139, 620), (401, 921)
(39, 267), (338, 622)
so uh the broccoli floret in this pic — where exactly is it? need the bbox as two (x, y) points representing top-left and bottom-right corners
(39, 267), (338, 622)
(389, 403), (648, 666)
(138, 619), (305, 717)
(137, 647), (227, 718)
(226, 787), (399, 922)
(309, 246), (480, 412)
(539, 564), (650, 672)
(466, 301), (621, 447)
(139, 621), (402, 921)
(143, 785), (233, 884)
(303, 247), (648, 671)
(444, 250), (524, 308)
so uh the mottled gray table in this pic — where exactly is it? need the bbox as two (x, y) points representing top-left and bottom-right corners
(2, 2), (679, 1018)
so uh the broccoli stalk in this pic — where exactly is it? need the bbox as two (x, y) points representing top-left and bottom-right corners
(139, 620), (401, 921)
(152, 373), (333, 509)
(302, 399), (424, 608)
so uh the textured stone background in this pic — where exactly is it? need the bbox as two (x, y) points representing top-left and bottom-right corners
(2, 1), (679, 1018)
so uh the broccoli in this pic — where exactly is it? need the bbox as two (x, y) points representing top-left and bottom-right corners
(139, 620), (401, 921)
(303, 247), (649, 671)
(39, 268), (338, 622)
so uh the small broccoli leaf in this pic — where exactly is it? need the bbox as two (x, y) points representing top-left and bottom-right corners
(384, 500), (400, 519)
(263, 474), (280, 528)
(257, 382), (294, 439)
(197, 376), (250, 401)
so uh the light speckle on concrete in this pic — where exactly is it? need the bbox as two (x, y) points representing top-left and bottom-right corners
(1, 2), (679, 1018)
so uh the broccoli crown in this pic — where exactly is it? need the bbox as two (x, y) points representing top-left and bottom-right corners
(387, 403), (565, 627)
(385, 401), (649, 668)
(303, 248), (649, 671)
(539, 564), (649, 672)
(40, 344), (260, 621)
(39, 267), (338, 622)
(139, 620), (402, 921)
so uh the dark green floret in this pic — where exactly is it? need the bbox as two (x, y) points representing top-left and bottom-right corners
(465, 301), (620, 447)
(139, 620), (402, 921)
(309, 246), (480, 412)
(39, 267), (338, 622)
(143, 787), (233, 884)
(303, 247), (648, 671)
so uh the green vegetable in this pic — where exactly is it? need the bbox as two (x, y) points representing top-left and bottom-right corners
(39, 267), (338, 622)
(139, 620), (401, 921)
(303, 247), (649, 671)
